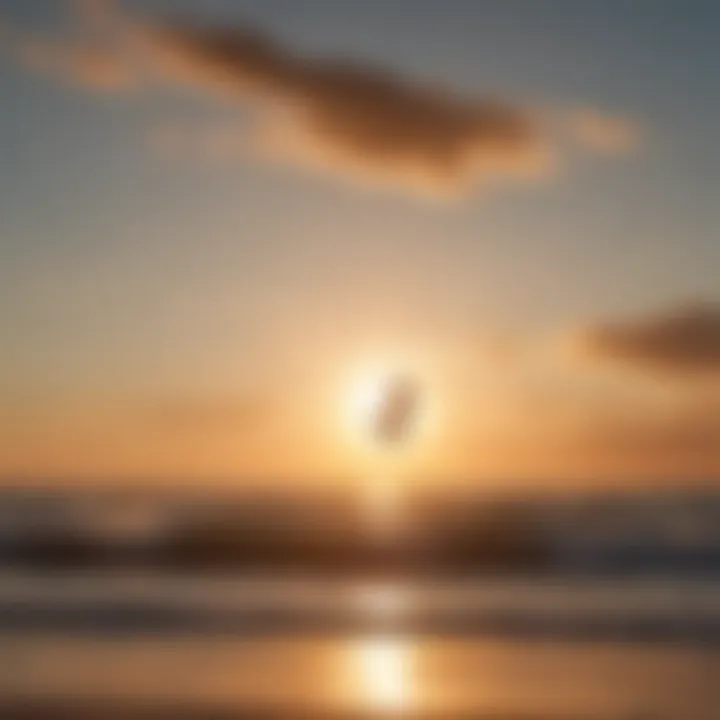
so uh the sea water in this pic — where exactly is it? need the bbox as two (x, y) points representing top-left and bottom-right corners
(0, 571), (718, 719)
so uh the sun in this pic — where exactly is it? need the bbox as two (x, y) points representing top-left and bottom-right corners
(372, 376), (420, 445)
(343, 367), (424, 452)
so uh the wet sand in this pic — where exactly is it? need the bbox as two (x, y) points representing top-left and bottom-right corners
(0, 699), (662, 720)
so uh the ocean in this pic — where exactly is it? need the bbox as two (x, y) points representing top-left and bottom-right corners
(0, 486), (719, 719)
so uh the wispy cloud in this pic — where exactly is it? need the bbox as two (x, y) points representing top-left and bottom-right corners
(15, 39), (135, 90)
(2, 1), (640, 198)
(1, 0), (135, 90)
(569, 107), (643, 155)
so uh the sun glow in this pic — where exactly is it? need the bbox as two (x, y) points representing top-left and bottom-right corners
(336, 356), (438, 542)
(345, 369), (391, 447)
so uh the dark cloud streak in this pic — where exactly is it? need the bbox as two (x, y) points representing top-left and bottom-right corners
(575, 303), (720, 377)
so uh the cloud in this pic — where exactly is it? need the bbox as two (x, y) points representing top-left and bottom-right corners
(3, 2), (641, 197)
(572, 303), (720, 377)
(140, 22), (555, 194)
(569, 107), (642, 154)
(3, 3), (559, 196)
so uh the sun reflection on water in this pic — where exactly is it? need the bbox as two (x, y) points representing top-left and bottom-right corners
(340, 582), (415, 713)
(351, 637), (414, 713)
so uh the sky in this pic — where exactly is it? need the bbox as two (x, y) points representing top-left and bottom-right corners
(0, 0), (719, 485)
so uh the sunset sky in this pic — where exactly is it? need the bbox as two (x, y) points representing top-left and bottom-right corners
(1, 0), (719, 484)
